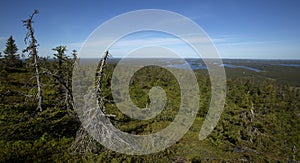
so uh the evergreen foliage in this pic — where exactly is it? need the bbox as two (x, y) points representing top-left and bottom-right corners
(2, 36), (22, 68)
(0, 60), (299, 162)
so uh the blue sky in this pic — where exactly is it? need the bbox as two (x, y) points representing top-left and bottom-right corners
(0, 0), (299, 59)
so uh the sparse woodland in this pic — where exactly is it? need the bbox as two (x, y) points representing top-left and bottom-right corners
(0, 10), (299, 162)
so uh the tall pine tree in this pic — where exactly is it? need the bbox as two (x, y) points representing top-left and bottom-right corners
(3, 36), (22, 68)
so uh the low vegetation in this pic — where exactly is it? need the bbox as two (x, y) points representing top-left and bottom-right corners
(0, 55), (299, 162)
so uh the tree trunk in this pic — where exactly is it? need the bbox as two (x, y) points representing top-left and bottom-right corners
(23, 10), (43, 112)
(33, 49), (42, 112)
(96, 51), (110, 112)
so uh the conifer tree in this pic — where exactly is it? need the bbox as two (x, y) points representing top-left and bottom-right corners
(3, 36), (22, 67)
(53, 46), (67, 78)
(44, 46), (75, 110)
(4, 36), (18, 56)
(71, 49), (78, 61)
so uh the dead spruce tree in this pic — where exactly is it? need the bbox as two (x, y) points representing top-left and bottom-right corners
(23, 10), (43, 112)
(96, 50), (114, 114)
(72, 51), (118, 154)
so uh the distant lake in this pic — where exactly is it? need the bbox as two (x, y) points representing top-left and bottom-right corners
(164, 59), (262, 72)
(220, 64), (262, 72)
(165, 62), (207, 70)
(277, 64), (300, 67)
(80, 58), (300, 72)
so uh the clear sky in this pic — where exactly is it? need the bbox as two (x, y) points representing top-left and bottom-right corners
(0, 0), (299, 59)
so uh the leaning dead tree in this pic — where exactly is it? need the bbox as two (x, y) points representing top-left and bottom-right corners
(72, 51), (117, 154)
(23, 10), (43, 112)
(96, 50), (114, 114)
